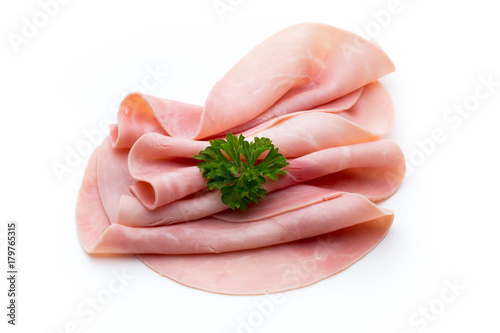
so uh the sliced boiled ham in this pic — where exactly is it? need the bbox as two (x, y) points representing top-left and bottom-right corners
(137, 216), (393, 295)
(127, 81), (394, 209)
(76, 22), (404, 295)
(77, 148), (394, 294)
(118, 139), (404, 226)
(110, 23), (394, 147)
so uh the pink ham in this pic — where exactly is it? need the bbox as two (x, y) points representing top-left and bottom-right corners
(127, 81), (394, 209)
(91, 192), (392, 255)
(77, 150), (393, 294)
(110, 23), (394, 147)
(76, 22), (404, 295)
(199, 23), (394, 139)
(137, 216), (393, 295)
(76, 147), (109, 253)
(118, 139), (404, 227)
(128, 111), (385, 210)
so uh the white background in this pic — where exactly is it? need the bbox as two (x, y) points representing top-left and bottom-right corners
(1, 0), (499, 332)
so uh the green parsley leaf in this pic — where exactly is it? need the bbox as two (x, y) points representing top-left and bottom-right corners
(194, 133), (289, 211)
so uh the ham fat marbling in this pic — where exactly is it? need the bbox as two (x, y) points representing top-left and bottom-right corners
(76, 23), (405, 295)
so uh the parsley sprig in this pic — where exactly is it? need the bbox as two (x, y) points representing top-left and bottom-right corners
(194, 133), (289, 211)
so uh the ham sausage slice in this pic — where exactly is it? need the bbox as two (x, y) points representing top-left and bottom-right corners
(77, 150), (392, 295)
(137, 215), (392, 295)
(91, 192), (392, 255)
(118, 139), (404, 227)
(76, 22), (404, 295)
(127, 81), (394, 209)
(110, 23), (394, 147)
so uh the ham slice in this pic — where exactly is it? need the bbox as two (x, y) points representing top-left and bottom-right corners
(77, 150), (394, 294)
(118, 139), (404, 227)
(76, 147), (109, 253)
(137, 216), (393, 295)
(127, 81), (394, 209)
(76, 22), (404, 295)
(110, 23), (394, 147)
(92, 191), (392, 255)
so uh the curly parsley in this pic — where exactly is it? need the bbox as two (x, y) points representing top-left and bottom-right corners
(194, 133), (289, 211)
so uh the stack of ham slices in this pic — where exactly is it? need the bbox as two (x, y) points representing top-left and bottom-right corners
(76, 23), (405, 295)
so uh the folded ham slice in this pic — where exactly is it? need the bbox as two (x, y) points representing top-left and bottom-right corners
(137, 216), (393, 295)
(127, 81), (394, 209)
(76, 22), (404, 295)
(110, 23), (394, 146)
(77, 147), (395, 294)
(118, 139), (404, 226)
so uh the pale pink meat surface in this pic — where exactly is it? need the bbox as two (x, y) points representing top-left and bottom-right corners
(137, 216), (393, 295)
(117, 139), (404, 227)
(110, 23), (394, 145)
(126, 80), (395, 210)
(76, 151), (394, 294)
(93, 192), (392, 255)
(76, 22), (404, 295)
